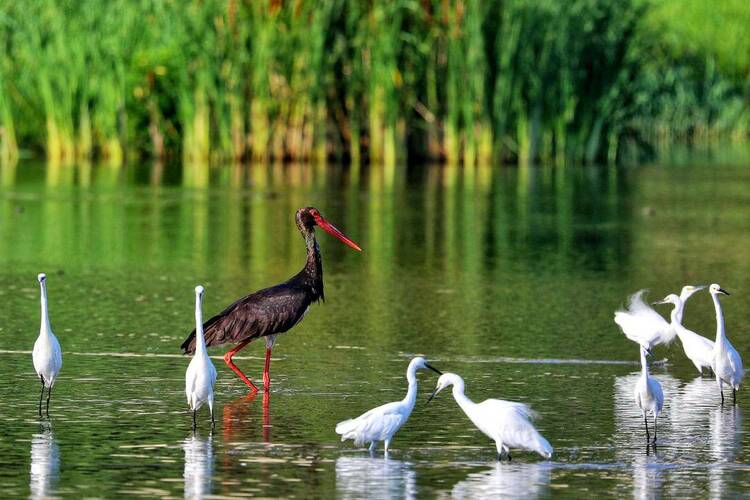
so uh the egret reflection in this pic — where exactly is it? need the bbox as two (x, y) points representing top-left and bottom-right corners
(183, 434), (214, 499)
(335, 456), (416, 499)
(450, 462), (551, 499)
(29, 426), (59, 500)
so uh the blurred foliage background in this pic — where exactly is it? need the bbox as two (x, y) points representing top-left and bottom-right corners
(0, 0), (748, 167)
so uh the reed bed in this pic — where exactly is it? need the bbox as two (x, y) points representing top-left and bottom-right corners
(0, 0), (748, 166)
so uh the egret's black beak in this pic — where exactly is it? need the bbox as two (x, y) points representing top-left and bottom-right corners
(427, 388), (440, 403)
(425, 363), (442, 375)
(718, 288), (730, 296)
(645, 347), (654, 357)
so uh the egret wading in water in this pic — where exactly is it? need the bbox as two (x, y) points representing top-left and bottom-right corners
(633, 346), (663, 443)
(708, 284), (744, 404)
(653, 292), (714, 375)
(336, 357), (442, 453)
(614, 290), (674, 350)
(427, 373), (553, 461)
(181, 207), (361, 393)
(185, 286), (217, 430)
(32, 273), (62, 417)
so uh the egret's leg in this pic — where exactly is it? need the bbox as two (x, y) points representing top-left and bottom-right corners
(209, 399), (215, 430)
(507, 451), (512, 462)
(38, 377), (45, 417)
(384, 438), (391, 453)
(368, 442), (377, 453)
(653, 414), (657, 443)
(643, 413), (650, 442)
(733, 388), (737, 404)
(45, 385), (52, 417)
(192, 410), (197, 431)
(223, 338), (259, 393)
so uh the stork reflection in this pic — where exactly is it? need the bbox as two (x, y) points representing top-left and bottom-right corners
(183, 433), (214, 499)
(336, 456), (417, 499)
(450, 462), (551, 498)
(29, 425), (59, 500)
(222, 390), (271, 443)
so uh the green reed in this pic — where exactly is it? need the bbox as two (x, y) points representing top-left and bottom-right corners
(0, 0), (748, 166)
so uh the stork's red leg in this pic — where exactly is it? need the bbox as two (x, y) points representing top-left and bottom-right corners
(263, 348), (272, 392)
(223, 338), (259, 393)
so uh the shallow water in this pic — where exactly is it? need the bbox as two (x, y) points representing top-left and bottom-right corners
(0, 161), (749, 497)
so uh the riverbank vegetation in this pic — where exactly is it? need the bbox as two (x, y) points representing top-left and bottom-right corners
(1, 0), (748, 166)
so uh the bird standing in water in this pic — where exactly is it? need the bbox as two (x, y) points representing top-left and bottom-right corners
(180, 207), (361, 393)
(708, 284), (744, 404)
(32, 273), (62, 417)
(336, 357), (442, 453)
(428, 373), (553, 461)
(185, 286), (217, 430)
(634, 346), (663, 443)
(614, 290), (675, 351)
(653, 293), (714, 375)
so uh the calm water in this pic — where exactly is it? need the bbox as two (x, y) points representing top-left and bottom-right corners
(0, 160), (749, 498)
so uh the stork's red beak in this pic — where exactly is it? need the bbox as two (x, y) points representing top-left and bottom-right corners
(313, 214), (362, 252)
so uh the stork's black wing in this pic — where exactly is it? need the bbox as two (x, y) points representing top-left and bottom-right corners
(181, 282), (314, 354)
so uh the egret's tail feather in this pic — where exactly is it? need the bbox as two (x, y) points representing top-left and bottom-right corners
(335, 419), (357, 436)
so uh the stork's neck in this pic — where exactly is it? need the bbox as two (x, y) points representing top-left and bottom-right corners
(194, 295), (207, 356)
(39, 281), (52, 336)
(711, 293), (727, 346)
(300, 226), (324, 300)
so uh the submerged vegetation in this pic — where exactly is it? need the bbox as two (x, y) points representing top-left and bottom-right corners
(0, 0), (748, 166)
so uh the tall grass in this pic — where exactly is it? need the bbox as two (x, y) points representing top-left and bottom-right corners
(0, 0), (748, 166)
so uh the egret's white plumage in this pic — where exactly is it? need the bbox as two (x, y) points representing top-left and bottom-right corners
(614, 290), (674, 350)
(336, 357), (442, 452)
(655, 293), (714, 374)
(429, 373), (552, 460)
(708, 284), (744, 404)
(633, 346), (664, 443)
(32, 273), (62, 417)
(185, 285), (217, 429)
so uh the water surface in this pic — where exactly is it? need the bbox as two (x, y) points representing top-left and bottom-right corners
(0, 161), (749, 497)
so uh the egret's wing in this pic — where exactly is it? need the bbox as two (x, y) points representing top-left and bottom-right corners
(336, 402), (406, 446)
(480, 399), (538, 420)
(614, 290), (672, 346)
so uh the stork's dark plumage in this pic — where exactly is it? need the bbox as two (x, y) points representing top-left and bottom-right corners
(181, 207), (361, 392)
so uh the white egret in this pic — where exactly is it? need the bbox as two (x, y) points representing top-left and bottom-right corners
(428, 373), (553, 461)
(634, 346), (663, 443)
(653, 293), (714, 374)
(32, 273), (62, 417)
(336, 357), (442, 452)
(185, 285), (217, 430)
(708, 284), (744, 404)
(614, 290), (674, 350)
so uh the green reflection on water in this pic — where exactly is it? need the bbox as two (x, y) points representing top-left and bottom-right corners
(0, 160), (749, 497)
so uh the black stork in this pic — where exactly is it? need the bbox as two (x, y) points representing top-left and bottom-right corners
(180, 207), (362, 393)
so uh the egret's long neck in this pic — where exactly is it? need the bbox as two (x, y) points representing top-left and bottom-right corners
(669, 303), (684, 335)
(672, 300), (685, 326)
(194, 295), (207, 356)
(39, 282), (52, 335)
(450, 380), (474, 413)
(711, 293), (727, 346)
(640, 349), (650, 377)
(402, 366), (419, 409)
